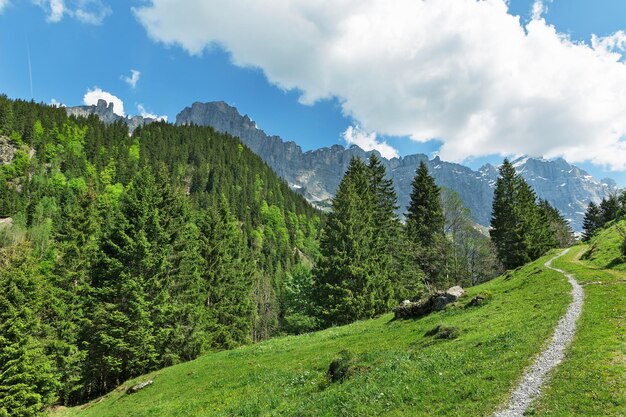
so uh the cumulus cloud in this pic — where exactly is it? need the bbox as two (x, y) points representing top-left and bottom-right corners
(121, 69), (141, 89)
(343, 125), (398, 159)
(136, 0), (626, 170)
(83, 87), (124, 116)
(137, 104), (167, 121)
(531, 0), (550, 21)
(34, 0), (111, 25)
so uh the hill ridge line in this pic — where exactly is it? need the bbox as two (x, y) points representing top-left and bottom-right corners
(494, 248), (584, 417)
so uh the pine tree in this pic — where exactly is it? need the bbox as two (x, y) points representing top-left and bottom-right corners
(0, 98), (13, 135)
(582, 201), (602, 241)
(198, 196), (255, 350)
(0, 245), (58, 417)
(85, 168), (162, 397)
(406, 160), (449, 290)
(490, 159), (529, 269)
(366, 154), (399, 306)
(314, 157), (382, 326)
(490, 159), (552, 269)
(152, 169), (206, 366)
(599, 195), (622, 225)
(538, 199), (573, 248)
(48, 187), (99, 404)
(406, 161), (445, 246)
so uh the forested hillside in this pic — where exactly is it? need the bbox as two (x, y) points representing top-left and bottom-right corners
(0, 95), (321, 410)
(0, 96), (577, 416)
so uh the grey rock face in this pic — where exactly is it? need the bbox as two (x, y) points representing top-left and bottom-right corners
(175, 102), (619, 231)
(66, 99), (156, 132)
(0, 136), (16, 165)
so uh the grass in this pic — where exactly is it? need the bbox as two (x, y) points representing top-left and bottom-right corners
(55, 252), (572, 417)
(528, 228), (626, 416)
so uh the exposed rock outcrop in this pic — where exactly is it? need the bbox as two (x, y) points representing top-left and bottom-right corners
(66, 99), (156, 133)
(0, 136), (16, 165)
(175, 102), (619, 231)
(65, 100), (620, 231)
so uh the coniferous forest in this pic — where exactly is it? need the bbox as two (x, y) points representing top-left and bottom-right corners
(0, 96), (574, 415)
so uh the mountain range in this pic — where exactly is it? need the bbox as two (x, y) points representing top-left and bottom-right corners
(67, 100), (620, 231)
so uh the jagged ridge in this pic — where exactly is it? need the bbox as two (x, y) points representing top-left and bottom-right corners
(66, 100), (620, 230)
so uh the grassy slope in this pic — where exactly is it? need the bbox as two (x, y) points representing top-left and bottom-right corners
(529, 224), (626, 416)
(57, 252), (571, 417)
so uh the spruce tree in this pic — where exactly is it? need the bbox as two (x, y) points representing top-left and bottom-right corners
(85, 168), (161, 396)
(406, 160), (449, 290)
(582, 201), (602, 241)
(314, 157), (382, 326)
(599, 195), (622, 225)
(406, 161), (445, 246)
(0, 245), (58, 417)
(490, 159), (552, 269)
(198, 196), (255, 350)
(366, 154), (399, 306)
(491, 159), (529, 269)
(538, 199), (573, 248)
(48, 187), (99, 404)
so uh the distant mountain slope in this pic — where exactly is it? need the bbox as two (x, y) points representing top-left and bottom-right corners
(66, 100), (619, 230)
(174, 102), (619, 230)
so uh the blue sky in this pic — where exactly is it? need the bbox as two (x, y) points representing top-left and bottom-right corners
(2, 0), (626, 185)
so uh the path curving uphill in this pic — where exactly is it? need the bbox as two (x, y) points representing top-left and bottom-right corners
(494, 248), (584, 417)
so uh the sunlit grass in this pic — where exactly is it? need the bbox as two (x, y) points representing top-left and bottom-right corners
(56, 252), (572, 417)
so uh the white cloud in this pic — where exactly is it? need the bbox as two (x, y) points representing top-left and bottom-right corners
(342, 125), (398, 159)
(137, 104), (167, 121)
(591, 31), (626, 55)
(531, 0), (549, 21)
(121, 69), (141, 89)
(83, 87), (124, 116)
(34, 0), (111, 25)
(136, 0), (626, 170)
(50, 98), (66, 107)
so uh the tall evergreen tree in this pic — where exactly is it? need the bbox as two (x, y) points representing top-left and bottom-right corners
(84, 168), (162, 397)
(0, 245), (58, 417)
(490, 159), (529, 269)
(599, 195), (622, 225)
(490, 159), (553, 269)
(538, 199), (573, 248)
(48, 187), (99, 404)
(366, 154), (399, 305)
(406, 161), (449, 290)
(198, 196), (255, 350)
(152, 168), (206, 366)
(582, 201), (602, 241)
(406, 161), (445, 246)
(314, 157), (385, 326)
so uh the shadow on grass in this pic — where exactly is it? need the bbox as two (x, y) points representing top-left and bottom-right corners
(605, 256), (625, 270)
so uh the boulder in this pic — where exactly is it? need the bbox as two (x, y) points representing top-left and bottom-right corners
(126, 380), (153, 394)
(0, 217), (12, 229)
(393, 286), (465, 319)
(446, 286), (465, 300)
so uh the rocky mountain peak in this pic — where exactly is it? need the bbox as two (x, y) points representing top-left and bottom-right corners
(174, 102), (620, 231)
(65, 99), (621, 231)
(66, 100), (156, 133)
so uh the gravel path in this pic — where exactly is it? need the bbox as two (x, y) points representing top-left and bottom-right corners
(494, 248), (584, 417)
